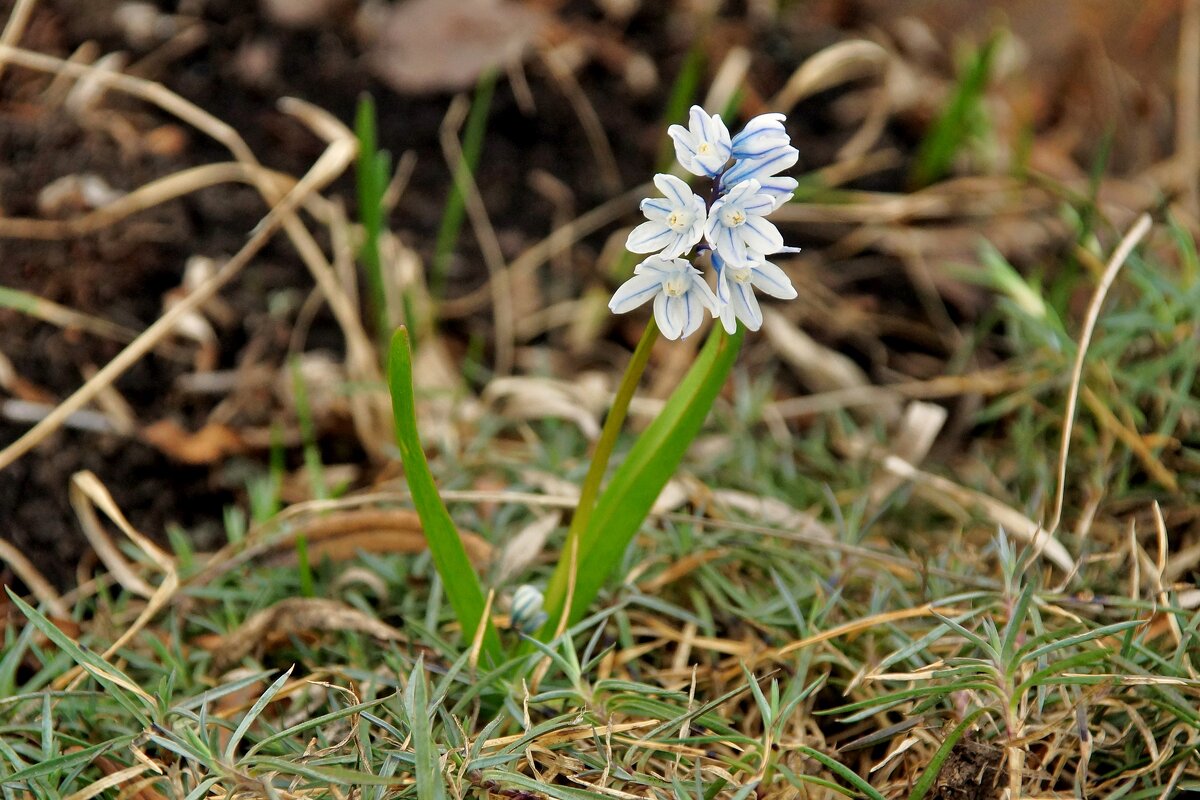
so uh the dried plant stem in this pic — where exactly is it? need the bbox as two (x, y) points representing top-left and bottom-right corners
(0, 0), (38, 83)
(440, 95), (515, 377)
(0, 138), (355, 472)
(1047, 213), (1152, 535)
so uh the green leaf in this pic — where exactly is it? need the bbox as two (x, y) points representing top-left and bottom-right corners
(907, 708), (988, 800)
(540, 325), (743, 632)
(5, 589), (154, 725)
(388, 327), (503, 666)
(482, 770), (610, 800)
(1, 737), (134, 786)
(224, 666), (293, 762)
(910, 33), (999, 187)
(250, 756), (407, 786)
(432, 71), (495, 297)
(355, 93), (394, 341)
(407, 658), (448, 800)
(796, 746), (886, 800)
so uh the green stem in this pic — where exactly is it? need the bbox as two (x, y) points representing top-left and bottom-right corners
(542, 319), (659, 632)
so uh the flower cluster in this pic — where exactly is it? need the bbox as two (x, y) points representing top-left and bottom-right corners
(609, 105), (799, 339)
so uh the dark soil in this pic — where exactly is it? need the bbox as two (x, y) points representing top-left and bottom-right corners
(927, 737), (1004, 800)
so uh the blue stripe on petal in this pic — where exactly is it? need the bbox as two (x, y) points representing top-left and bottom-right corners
(655, 174), (689, 207)
(740, 217), (784, 254)
(626, 222), (675, 253)
(736, 282), (763, 330)
(750, 261), (797, 299)
(641, 198), (672, 218)
(609, 273), (663, 313)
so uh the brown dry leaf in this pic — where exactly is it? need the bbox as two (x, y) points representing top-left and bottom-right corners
(264, 508), (494, 569)
(140, 419), (245, 464)
(367, 0), (548, 93)
(203, 597), (406, 669)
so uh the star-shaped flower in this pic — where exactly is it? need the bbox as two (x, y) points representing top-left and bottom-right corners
(714, 251), (799, 333)
(609, 255), (719, 340)
(668, 105), (732, 178)
(704, 179), (784, 267)
(625, 174), (708, 258)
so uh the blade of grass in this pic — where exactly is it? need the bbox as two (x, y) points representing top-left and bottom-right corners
(431, 71), (495, 298)
(906, 707), (988, 800)
(795, 745), (887, 800)
(406, 657), (448, 800)
(910, 33), (999, 187)
(224, 666), (293, 762)
(6, 590), (154, 725)
(388, 327), (502, 666)
(355, 93), (395, 342)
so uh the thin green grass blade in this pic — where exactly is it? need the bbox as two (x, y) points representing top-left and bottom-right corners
(406, 658), (448, 800)
(224, 666), (293, 761)
(6, 590), (154, 725)
(387, 327), (502, 665)
(795, 746), (886, 800)
(907, 707), (988, 800)
(482, 770), (609, 800)
(910, 33), (999, 187)
(249, 757), (406, 786)
(355, 93), (393, 341)
(432, 71), (495, 298)
(1, 737), (134, 786)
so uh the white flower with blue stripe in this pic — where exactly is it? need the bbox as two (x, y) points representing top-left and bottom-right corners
(668, 106), (732, 178)
(609, 255), (719, 340)
(714, 250), (798, 334)
(611, 105), (802, 336)
(625, 174), (707, 258)
(704, 179), (784, 267)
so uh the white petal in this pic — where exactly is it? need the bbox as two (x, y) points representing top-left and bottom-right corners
(722, 146), (798, 187)
(654, 292), (683, 339)
(741, 192), (776, 216)
(626, 221), (675, 253)
(666, 227), (701, 258)
(714, 223), (746, 266)
(719, 302), (738, 334)
(690, 105), (712, 141)
(688, 273), (720, 314)
(750, 260), (797, 299)
(731, 113), (789, 159)
(640, 197), (672, 220)
(740, 216), (784, 255)
(756, 176), (798, 209)
(678, 290), (696, 339)
(653, 173), (692, 208)
(732, 281), (763, 331)
(634, 255), (682, 275)
(668, 126), (703, 177)
(609, 272), (663, 314)
(721, 178), (761, 206)
(711, 114), (732, 151)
